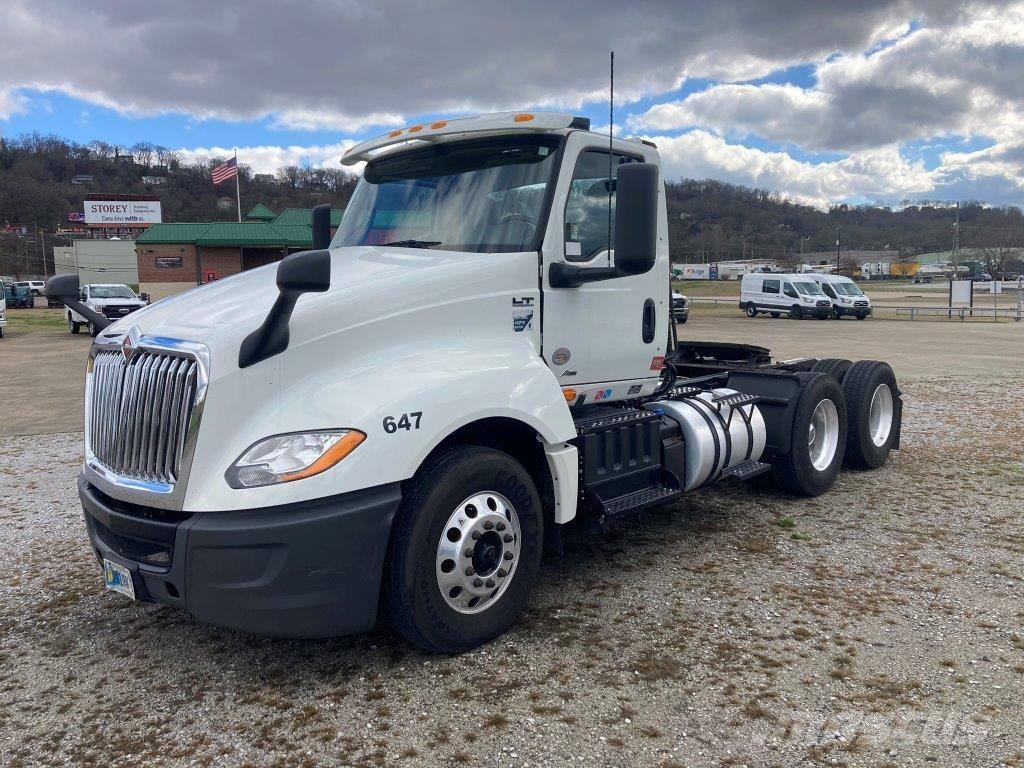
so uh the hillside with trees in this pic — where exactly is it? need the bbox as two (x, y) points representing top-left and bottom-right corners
(2, 132), (1024, 277)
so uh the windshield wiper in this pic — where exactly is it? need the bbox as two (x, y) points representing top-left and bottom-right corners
(382, 239), (442, 249)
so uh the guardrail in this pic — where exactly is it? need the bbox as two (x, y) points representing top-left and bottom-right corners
(686, 297), (1023, 322)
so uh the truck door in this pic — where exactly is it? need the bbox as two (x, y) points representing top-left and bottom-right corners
(540, 135), (668, 394)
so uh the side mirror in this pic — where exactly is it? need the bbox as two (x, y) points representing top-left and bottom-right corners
(311, 203), (331, 251)
(238, 249), (331, 368)
(549, 162), (660, 288)
(613, 162), (659, 276)
(45, 274), (112, 331)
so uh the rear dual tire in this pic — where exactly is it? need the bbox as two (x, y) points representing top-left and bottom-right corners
(386, 446), (542, 654)
(770, 372), (847, 497)
(842, 361), (899, 469)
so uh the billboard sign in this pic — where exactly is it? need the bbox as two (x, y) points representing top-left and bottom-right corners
(84, 200), (162, 225)
(68, 212), (86, 222)
(680, 264), (711, 279)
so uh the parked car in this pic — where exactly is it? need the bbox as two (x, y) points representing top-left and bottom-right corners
(4, 282), (35, 309)
(672, 292), (689, 323)
(739, 273), (832, 319)
(805, 273), (872, 319)
(67, 283), (147, 336)
(15, 280), (46, 296)
(969, 273), (993, 282)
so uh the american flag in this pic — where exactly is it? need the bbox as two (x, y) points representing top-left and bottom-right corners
(211, 156), (238, 185)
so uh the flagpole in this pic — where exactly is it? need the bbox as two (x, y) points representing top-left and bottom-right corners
(234, 150), (241, 222)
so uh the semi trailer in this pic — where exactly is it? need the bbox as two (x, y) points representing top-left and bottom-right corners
(47, 111), (902, 654)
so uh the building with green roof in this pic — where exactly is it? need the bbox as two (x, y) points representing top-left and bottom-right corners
(135, 203), (344, 300)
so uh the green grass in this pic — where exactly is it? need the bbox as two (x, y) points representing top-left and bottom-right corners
(5, 308), (68, 333)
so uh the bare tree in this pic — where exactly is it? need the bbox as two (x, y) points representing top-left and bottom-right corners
(977, 231), (1024, 278)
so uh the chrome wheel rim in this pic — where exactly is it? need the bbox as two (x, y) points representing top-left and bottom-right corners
(868, 383), (894, 447)
(807, 398), (840, 471)
(436, 492), (521, 615)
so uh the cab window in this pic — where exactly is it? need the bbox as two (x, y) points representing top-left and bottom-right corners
(762, 279), (780, 294)
(821, 283), (837, 299)
(563, 150), (639, 262)
(783, 283), (799, 299)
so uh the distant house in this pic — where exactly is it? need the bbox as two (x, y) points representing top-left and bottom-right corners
(134, 203), (345, 301)
(71, 174), (95, 185)
(254, 173), (276, 184)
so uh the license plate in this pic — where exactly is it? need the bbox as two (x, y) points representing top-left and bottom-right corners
(103, 559), (136, 600)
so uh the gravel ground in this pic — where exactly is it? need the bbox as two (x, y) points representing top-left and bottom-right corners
(1, 375), (1022, 768)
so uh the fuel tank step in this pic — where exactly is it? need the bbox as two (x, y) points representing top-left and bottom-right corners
(719, 459), (771, 481)
(598, 484), (682, 517)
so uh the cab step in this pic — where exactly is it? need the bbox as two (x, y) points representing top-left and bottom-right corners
(719, 459), (771, 481)
(596, 483), (682, 517)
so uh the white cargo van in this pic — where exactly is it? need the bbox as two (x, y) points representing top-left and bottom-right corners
(739, 273), (833, 319)
(0, 280), (6, 338)
(806, 274), (871, 319)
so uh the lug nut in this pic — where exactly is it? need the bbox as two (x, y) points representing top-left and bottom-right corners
(464, 566), (475, 576)
(484, 521), (494, 530)
(471, 531), (481, 540)
(464, 548), (474, 558)
(496, 522), (506, 531)
(497, 568), (507, 578)
(503, 533), (513, 543)
(503, 551), (514, 561)
(485, 578), (495, 588)
(473, 578), (483, 588)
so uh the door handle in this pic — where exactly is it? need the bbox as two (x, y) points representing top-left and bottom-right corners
(642, 298), (656, 343)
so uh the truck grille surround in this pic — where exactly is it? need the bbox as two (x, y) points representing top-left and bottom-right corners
(102, 304), (141, 319)
(88, 348), (199, 485)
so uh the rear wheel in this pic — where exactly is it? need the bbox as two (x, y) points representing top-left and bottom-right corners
(386, 446), (543, 653)
(791, 305), (803, 320)
(811, 358), (852, 383)
(771, 372), (847, 496)
(745, 304), (758, 318)
(842, 361), (899, 469)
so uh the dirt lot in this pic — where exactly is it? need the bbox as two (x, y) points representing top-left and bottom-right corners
(0, 313), (1022, 767)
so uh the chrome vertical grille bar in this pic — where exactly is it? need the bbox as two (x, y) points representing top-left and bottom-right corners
(86, 347), (200, 486)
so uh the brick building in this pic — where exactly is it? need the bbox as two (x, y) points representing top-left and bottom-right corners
(135, 204), (344, 300)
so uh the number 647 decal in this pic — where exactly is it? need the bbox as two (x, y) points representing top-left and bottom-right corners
(383, 412), (422, 434)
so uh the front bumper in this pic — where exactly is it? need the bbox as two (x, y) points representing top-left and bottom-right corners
(835, 305), (872, 317)
(79, 475), (402, 638)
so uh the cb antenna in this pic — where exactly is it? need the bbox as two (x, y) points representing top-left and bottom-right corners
(608, 50), (614, 266)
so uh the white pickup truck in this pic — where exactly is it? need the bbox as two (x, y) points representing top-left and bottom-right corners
(47, 111), (902, 653)
(66, 283), (147, 336)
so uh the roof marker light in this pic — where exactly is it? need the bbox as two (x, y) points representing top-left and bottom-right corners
(429, 121), (448, 129)
(408, 124), (424, 133)
(388, 129), (403, 138)
(514, 113), (535, 123)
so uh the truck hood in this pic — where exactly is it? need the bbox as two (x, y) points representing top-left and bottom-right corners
(107, 245), (523, 346)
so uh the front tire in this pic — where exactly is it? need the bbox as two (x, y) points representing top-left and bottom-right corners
(69, 316), (80, 334)
(386, 446), (543, 653)
(771, 372), (847, 496)
(791, 305), (803, 320)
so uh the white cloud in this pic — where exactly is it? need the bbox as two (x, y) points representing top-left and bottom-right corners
(0, 88), (26, 120)
(652, 130), (935, 207)
(175, 141), (358, 175)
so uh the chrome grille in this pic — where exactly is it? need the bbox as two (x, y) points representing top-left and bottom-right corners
(88, 349), (198, 484)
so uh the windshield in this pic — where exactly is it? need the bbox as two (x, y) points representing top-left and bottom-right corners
(332, 134), (563, 253)
(90, 285), (137, 299)
(795, 281), (825, 296)
(832, 281), (864, 296)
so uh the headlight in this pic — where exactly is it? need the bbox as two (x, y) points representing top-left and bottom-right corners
(226, 430), (365, 488)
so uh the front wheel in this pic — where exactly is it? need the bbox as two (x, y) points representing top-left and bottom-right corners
(830, 307), (841, 320)
(88, 321), (99, 337)
(69, 316), (80, 334)
(745, 304), (758, 318)
(791, 305), (803, 320)
(855, 313), (867, 320)
(386, 446), (543, 653)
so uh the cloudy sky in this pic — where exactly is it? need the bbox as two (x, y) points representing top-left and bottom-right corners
(2, 0), (1023, 207)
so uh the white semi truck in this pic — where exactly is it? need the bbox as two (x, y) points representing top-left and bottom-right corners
(47, 112), (902, 653)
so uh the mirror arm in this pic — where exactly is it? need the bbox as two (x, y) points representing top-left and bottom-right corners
(238, 291), (299, 368)
(549, 263), (618, 288)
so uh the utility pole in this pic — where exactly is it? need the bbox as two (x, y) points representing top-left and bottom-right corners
(952, 202), (960, 278)
(835, 225), (841, 271)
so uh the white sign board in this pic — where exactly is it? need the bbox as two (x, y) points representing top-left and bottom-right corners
(84, 200), (162, 225)
(949, 279), (973, 304)
(680, 264), (711, 279)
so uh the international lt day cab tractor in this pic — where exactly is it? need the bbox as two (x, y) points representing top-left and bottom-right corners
(47, 112), (902, 653)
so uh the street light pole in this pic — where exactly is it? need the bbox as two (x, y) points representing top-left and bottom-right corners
(836, 226), (841, 271)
